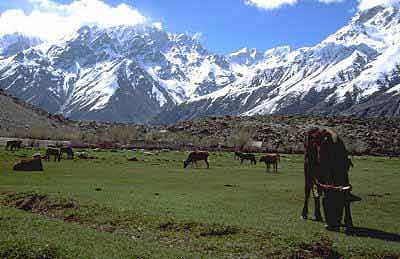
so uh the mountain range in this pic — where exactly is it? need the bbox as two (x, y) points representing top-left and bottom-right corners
(0, 4), (400, 124)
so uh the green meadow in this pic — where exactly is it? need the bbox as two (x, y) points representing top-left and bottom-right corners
(0, 148), (399, 258)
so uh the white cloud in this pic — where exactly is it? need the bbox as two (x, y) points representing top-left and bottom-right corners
(0, 0), (147, 41)
(358, 0), (400, 10)
(318, 0), (345, 3)
(245, 0), (298, 10)
(245, 0), (400, 11)
(245, 0), (347, 10)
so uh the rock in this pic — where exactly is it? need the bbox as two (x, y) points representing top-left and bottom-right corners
(13, 159), (43, 171)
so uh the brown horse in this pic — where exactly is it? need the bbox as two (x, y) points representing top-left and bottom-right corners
(301, 128), (355, 232)
(259, 154), (280, 173)
(5, 140), (22, 151)
(44, 148), (61, 162)
(184, 151), (209, 169)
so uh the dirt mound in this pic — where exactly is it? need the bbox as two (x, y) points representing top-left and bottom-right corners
(2, 192), (77, 214)
(294, 238), (342, 258)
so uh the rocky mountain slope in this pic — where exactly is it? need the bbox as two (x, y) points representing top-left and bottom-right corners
(157, 115), (400, 155)
(0, 89), (74, 134)
(0, 5), (400, 123)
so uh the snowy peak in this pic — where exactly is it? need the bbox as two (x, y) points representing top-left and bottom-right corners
(0, 33), (42, 58)
(228, 47), (264, 65)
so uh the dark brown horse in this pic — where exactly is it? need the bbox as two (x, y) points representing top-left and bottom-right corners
(5, 140), (22, 151)
(184, 151), (209, 169)
(60, 147), (74, 159)
(235, 152), (257, 165)
(44, 148), (61, 162)
(301, 128), (355, 232)
(259, 154), (280, 173)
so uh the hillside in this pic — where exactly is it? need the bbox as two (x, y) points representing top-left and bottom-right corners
(156, 115), (400, 155)
(0, 89), (75, 137)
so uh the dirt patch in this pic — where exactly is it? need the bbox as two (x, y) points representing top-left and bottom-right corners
(158, 221), (199, 233)
(294, 238), (342, 258)
(199, 226), (239, 237)
(2, 192), (77, 215)
(158, 221), (239, 237)
(223, 184), (238, 188)
(367, 193), (384, 198)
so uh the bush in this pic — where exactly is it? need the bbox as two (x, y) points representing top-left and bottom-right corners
(107, 125), (139, 144)
(228, 126), (255, 150)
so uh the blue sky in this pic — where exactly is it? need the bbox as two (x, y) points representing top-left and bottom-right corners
(131, 0), (360, 53)
(0, 0), (368, 53)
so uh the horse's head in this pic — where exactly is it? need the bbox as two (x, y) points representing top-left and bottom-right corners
(183, 160), (189, 168)
(306, 128), (352, 185)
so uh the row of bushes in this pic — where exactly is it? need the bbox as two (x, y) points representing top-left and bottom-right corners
(1, 125), (399, 155)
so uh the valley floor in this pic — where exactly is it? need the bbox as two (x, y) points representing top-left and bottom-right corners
(0, 149), (399, 258)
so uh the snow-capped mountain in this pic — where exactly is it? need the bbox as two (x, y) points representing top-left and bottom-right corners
(0, 25), (234, 123)
(155, 5), (400, 123)
(1, 4), (400, 124)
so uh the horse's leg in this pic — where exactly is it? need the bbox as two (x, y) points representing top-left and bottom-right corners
(313, 189), (323, 222)
(241, 159), (243, 164)
(344, 192), (353, 232)
(205, 159), (209, 169)
(301, 181), (311, 220)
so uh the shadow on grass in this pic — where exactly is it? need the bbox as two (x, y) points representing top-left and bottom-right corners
(347, 227), (400, 242)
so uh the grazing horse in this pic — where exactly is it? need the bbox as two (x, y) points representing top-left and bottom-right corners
(61, 147), (74, 159)
(235, 152), (257, 165)
(184, 151), (210, 169)
(301, 128), (355, 232)
(259, 154), (280, 173)
(234, 151), (241, 160)
(44, 148), (61, 162)
(5, 140), (22, 151)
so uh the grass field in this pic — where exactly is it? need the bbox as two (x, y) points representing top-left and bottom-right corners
(0, 148), (399, 258)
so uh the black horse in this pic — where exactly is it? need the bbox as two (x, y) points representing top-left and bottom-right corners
(5, 140), (22, 151)
(44, 148), (61, 162)
(235, 152), (257, 165)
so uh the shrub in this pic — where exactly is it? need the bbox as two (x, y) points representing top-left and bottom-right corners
(228, 126), (255, 150)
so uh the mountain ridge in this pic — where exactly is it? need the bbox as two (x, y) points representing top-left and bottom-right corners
(1, 4), (400, 124)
